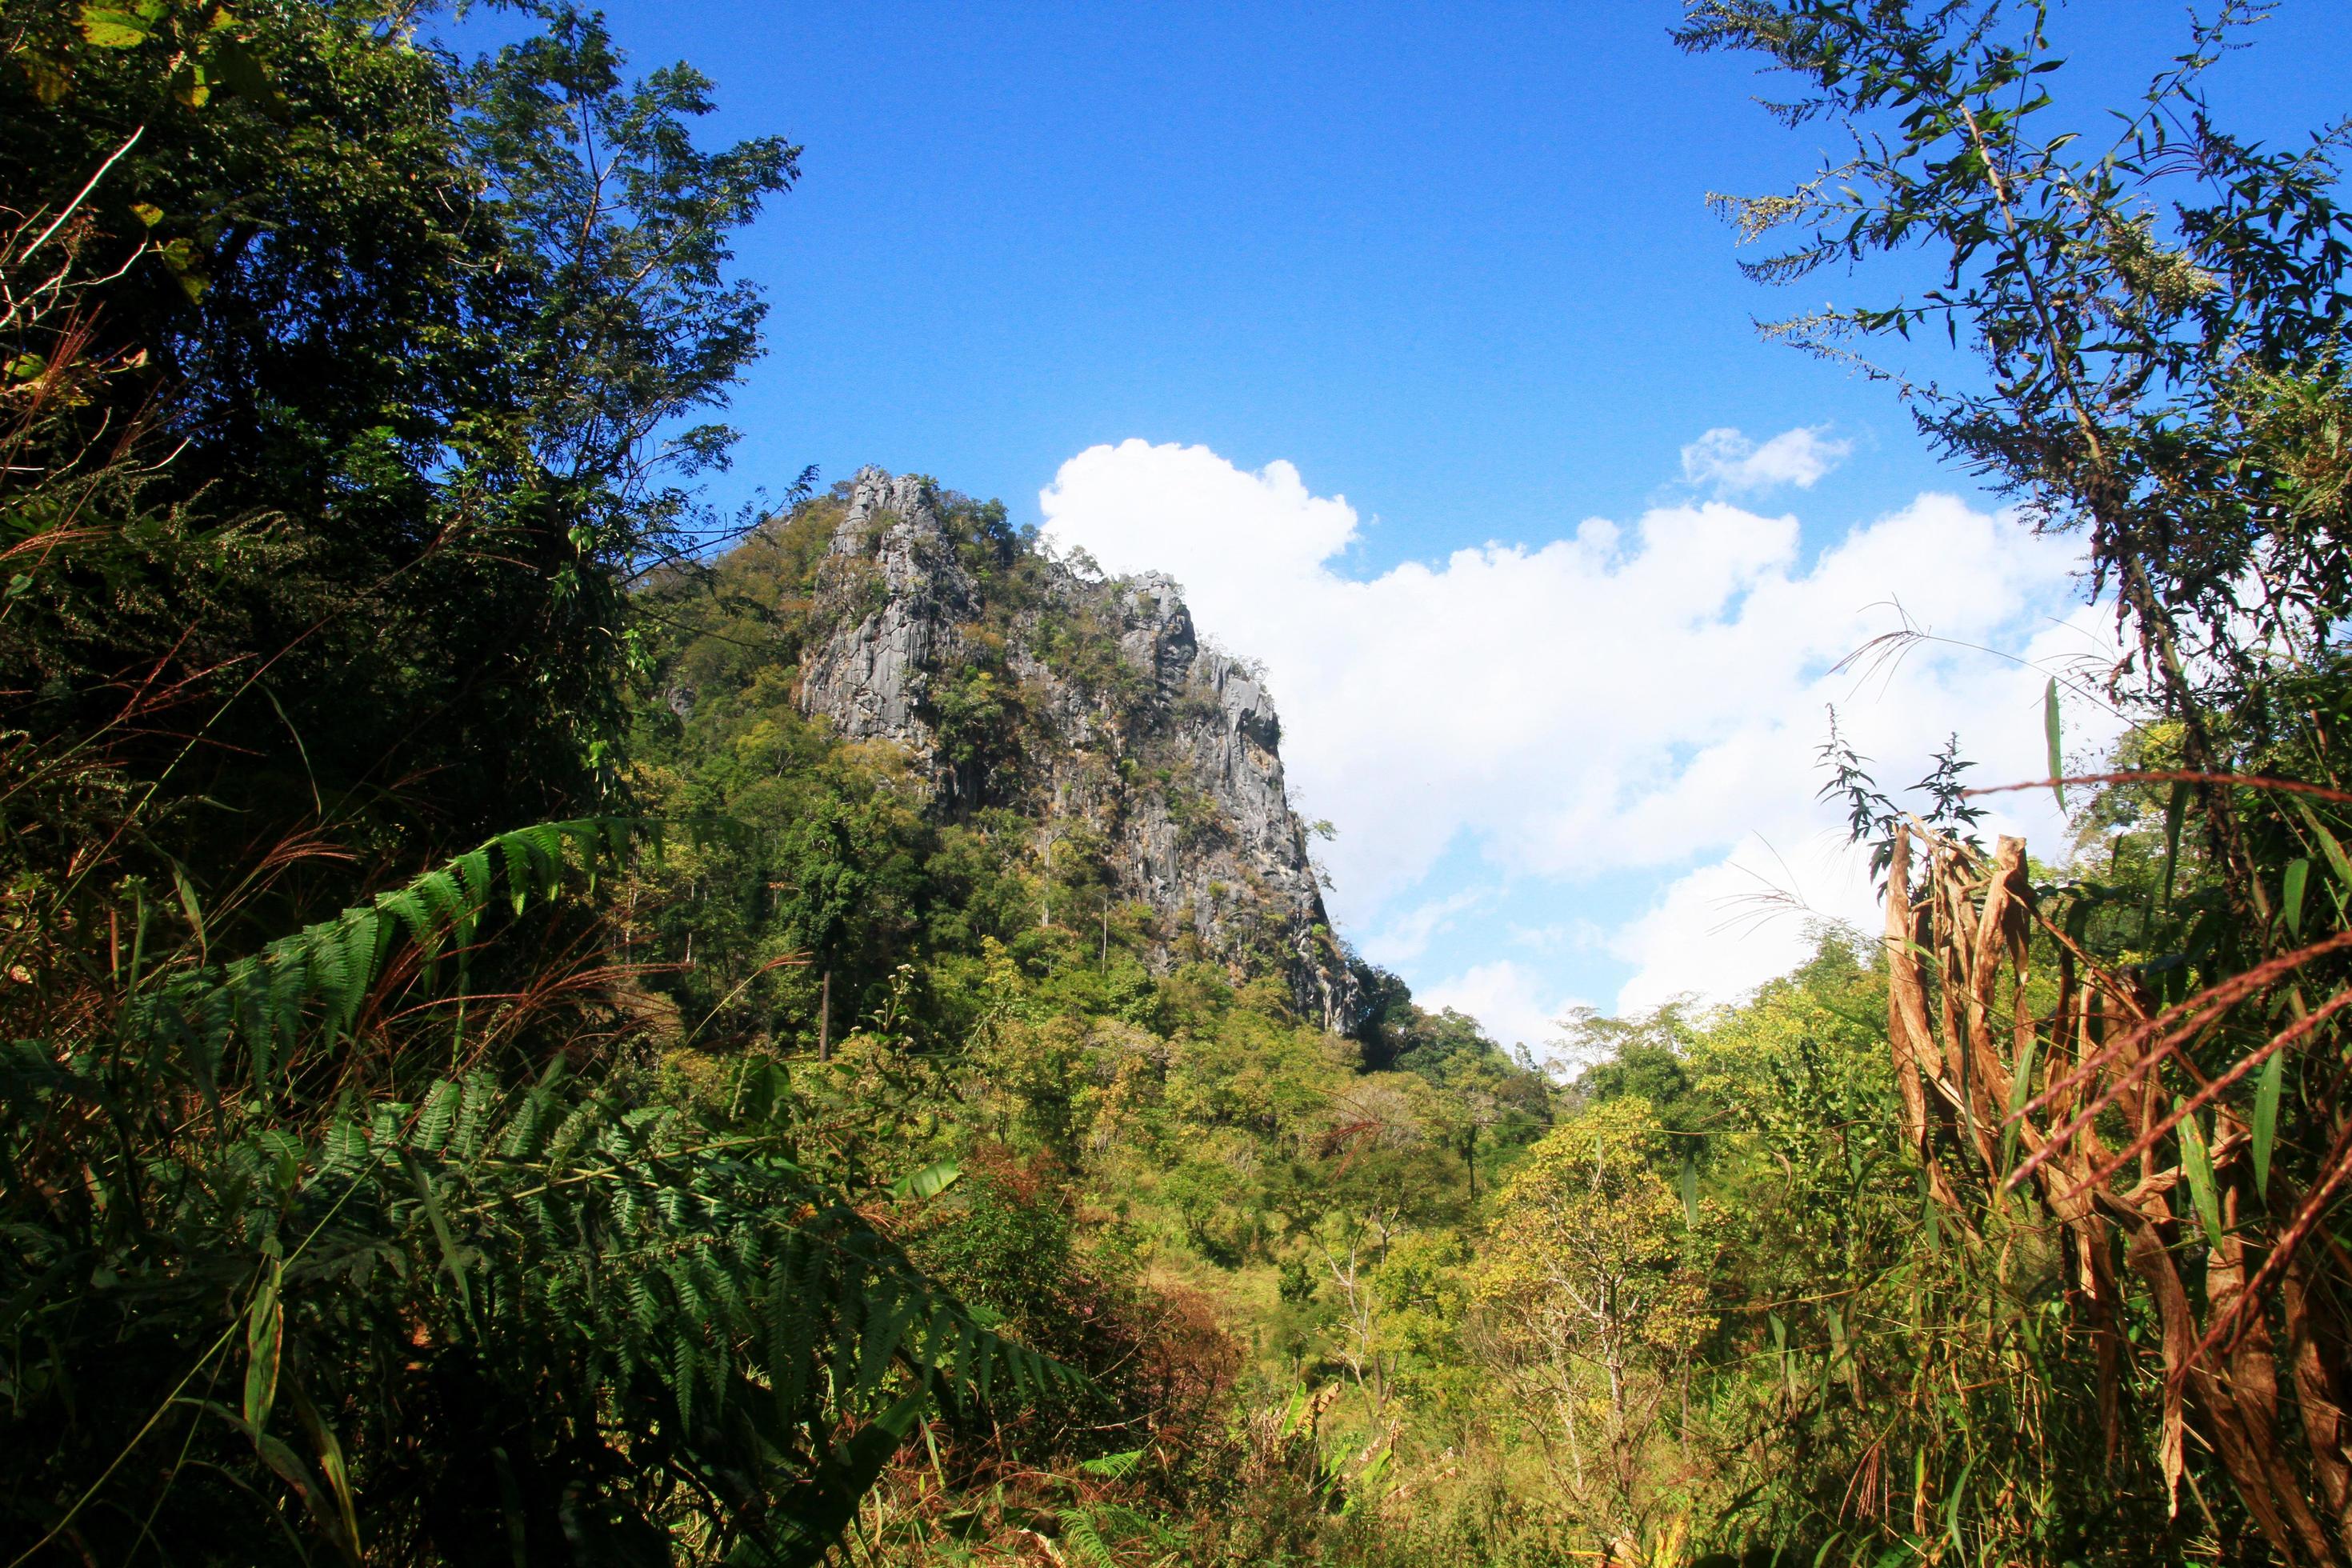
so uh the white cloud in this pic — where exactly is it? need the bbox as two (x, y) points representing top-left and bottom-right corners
(1357, 887), (1487, 968)
(1681, 425), (1852, 494)
(1417, 960), (1587, 1064)
(1609, 833), (1878, 1016)
(1039, 437), (2119, 1036)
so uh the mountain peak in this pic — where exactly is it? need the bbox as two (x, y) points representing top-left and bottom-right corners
(796, 468), (1361, 1032)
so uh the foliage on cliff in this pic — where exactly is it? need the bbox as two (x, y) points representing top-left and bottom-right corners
(625, 477), (1368, 1050)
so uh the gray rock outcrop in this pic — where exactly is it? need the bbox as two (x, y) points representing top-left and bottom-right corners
(796, 466), (1361, 1033)
(795, 468), (977, 746)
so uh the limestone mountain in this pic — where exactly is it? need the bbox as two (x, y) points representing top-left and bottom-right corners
(791, 466), (1362, 1031)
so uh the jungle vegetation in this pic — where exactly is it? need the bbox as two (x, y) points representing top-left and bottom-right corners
(5, 2), (2352, 1565)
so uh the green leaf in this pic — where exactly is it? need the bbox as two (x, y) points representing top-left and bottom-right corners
(243, 1257), (284, 1431)
(2043, 678), (2065, 810)
(2292, 798), (2352, 894)
(2002, 1029), (2038, 1176)
(289, 1381), (363, 1561)
(170, 860), (207, 956)
(2177, 1100), (2225, 1250)
(774, 1387), (930, 1566)
(889, 1158), (962, 1202)
(1060, 1510), (1119, 1568)
(2254, 1050), (2285, 1202)
(2161, 782), (2187, 906)
(1918, 1156), (1940, 1254)
(453, 848), (494, 939)
(338, 910), (384, 1021)
(170, 60), (210, 108)
(2284, 858), (2311, 940)
(858, 1289), (914, 1399)
(20, 50), (71, 102)
(403, 1150), (478, 1335)
(78, 5), (153, 46)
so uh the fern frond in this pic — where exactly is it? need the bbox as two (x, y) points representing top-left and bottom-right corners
(452, 848), (494, 942)
(415, 1081), (459, 1153)
(6, 813), (1086, 1568)
(1059, 1510), (1119, 1568)
(450, 1075), (496, 1158)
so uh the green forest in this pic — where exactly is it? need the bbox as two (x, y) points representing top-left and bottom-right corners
(6, 2), (2352, 1564)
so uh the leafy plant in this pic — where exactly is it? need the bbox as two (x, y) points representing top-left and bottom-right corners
(2, 820), (1070, 1565)
(1680, 6), (2352, 1557)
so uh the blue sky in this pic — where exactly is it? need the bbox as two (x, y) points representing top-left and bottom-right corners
(454, 3), (2352, 1051)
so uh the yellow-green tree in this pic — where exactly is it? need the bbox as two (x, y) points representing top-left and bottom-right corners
(1472, 1097), (1710, 1536)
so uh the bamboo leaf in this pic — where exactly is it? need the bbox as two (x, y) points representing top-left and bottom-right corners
(2177, 1100), (2226, 1250)
(491, 1446), (530, 1568)
(1918, 1156), (1940, 1254)
(2002, 1029), (2038, 1176)
(170, 861), (208, 958)
(243, 1256), (284, 1432)
(783, 1386), (930, 1564)
(2043, 678), (2065, 810)
(252, 1426), (320, 1510)
(2162, 781), (2187, 905)
(2294, 798), (2352, 892)
(1942, 1450), (1979, 1558)
(2254, 1050), (2285, 1201)
(403, 1150), (478, 1335)
(2284, 858), (2311, 940)
(289, 1381), (363, 1564)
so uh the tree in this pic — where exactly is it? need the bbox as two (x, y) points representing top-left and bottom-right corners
(1472, 1098), (1710, 1538)
(1677, 0), (2352, 914)
(2, 0), (797, 927)
(0, 10), (1042, 1565)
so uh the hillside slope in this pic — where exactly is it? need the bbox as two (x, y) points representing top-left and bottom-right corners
(647, 466), (1362, 1037)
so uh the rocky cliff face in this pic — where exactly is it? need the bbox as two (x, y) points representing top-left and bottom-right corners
(797, 466), (1361, 1033)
